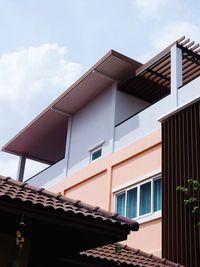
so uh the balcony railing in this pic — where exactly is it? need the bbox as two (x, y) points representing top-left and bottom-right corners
(26, 158), (67, 188)
(114, 75), (200, 151)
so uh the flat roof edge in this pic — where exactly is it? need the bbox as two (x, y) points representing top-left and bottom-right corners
(158, 95), (200, 122)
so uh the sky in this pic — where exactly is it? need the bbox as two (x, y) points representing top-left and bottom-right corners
(0, 0), (200, 180)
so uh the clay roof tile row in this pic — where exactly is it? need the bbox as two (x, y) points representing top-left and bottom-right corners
(0, 176), (139, 231)
(81, 244), (185, 267)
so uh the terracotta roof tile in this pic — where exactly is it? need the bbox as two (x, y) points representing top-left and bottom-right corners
(80, 243), (185, 267)
(0, 175), (139, 231)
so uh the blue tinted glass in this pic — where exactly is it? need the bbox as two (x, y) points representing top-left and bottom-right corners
(91, 148), (102, 161)
(153, 178), (162, 211)
(139, 182), (151, 215)
(127, 187), (137, 218)
(116, 193), (125, 216)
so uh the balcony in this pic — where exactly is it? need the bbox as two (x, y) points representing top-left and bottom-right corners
(114, 94), (172, 151)
(115, 74), (200, 151)
(26, 158), (67, 188)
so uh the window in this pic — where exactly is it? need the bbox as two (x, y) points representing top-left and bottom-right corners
(127, 187), (137, 218)
(116, 192), (125, 216)
(88, 140), (104, 163)
(90, 147), (102, 162)
(153, 178), (162, 211)
(140, 181), (151, 215)
(115, 176), (162, 220)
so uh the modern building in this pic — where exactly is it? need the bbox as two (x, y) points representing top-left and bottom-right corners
(2, 36), (200, 266)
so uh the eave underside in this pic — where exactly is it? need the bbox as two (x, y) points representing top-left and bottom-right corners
(2, 51), (141, 164)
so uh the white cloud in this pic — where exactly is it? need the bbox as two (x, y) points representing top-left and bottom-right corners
(141, 20), (200, 62)
(0, 156), (18, 179)
(151, 21), (200, 51)
(132, 0), (168, 18)
(0, 43), (82, 109)
(0, 43), (83, 179)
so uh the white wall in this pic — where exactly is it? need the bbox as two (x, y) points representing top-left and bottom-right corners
(115, 90), (150, 125)
(114, 94), (174, 150)
(178, 76), (200, 106)
(114, 76), (200, 151)
(26, 158), (67, 187)
(67, 84), (116, 175)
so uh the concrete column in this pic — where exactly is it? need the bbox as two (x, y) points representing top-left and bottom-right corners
(17, 156), (26, 182)
(170, 45), (183, 107)
(65, 116), (72, 176)
(111, 83), (117, 153)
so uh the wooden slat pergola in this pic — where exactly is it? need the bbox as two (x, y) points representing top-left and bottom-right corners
(119, 36), (200, 103)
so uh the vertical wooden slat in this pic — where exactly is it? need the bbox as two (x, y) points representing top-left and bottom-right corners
(170, 117), (175, 261)
(162, 100), (200, 267)
(162, 121), (166, 257)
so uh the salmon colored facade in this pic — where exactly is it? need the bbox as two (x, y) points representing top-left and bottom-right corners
(49, 129), (162, 256)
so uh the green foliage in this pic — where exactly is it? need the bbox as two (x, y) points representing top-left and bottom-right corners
(177, 179), (200, 226)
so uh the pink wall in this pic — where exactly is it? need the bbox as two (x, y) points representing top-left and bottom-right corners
(65, 171), (110, 210)
(49, 129), (162, 255)
(125, 218), (162, 257)
(112, 145), (161, 189)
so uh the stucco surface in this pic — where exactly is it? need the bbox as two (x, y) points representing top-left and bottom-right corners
(65, 171), (109, 210)
(124, 218), (162, 257)
(50, 130), (162, 255)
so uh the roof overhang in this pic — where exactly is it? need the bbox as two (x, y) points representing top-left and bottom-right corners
(2, 50), (141, 164)
(119, 36), (200, 103)
(0, 176), (139, 256)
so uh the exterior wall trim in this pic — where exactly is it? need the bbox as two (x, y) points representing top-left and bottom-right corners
(158, 95), (200, 122)
(64, 169), (107, 193)
(137, 211), (161, 225)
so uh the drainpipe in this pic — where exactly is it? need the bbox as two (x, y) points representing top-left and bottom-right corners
(170, 45), (183, 107)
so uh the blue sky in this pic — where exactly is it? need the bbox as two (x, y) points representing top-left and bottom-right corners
(0, 0), (200, 179)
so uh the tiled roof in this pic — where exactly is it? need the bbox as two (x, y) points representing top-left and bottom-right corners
(0, 176), (139, 231)
(81, 243), (184, 267)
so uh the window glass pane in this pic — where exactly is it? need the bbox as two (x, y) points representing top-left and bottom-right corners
(116, 193), (125, 216)
(127, 187), (137, 218)
(153, 178), (162, 211)
(91, 148), (102, 161)
(139, 182), (151, 215)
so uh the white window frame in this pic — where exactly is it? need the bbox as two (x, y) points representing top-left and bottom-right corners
(115, 174), (162, 224)
(115, 191), (126, 217)
(88, 140), (104, 163)
(90, 146), (103, 162)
